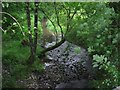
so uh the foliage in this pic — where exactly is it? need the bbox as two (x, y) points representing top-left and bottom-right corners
(1, 2), (120, 88)
(3, 40), (29, 64)
(2, 40), (44, 87)
(3, 76), (20, 88)
(31, 59), (44, 72)
(74, 47), (81, 54)
(92, 54), (120, 88)
(64, 2), (120, 89)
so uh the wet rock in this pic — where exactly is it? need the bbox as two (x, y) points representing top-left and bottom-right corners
(36, 41), (93, 88)
(46, 41), (93, 80)
(113, 86), (120, 90)
(55, 79), (89, 89)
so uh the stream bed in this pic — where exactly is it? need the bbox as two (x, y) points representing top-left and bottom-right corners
(11, 41), (93, 89)
(31, 41), (93, 89)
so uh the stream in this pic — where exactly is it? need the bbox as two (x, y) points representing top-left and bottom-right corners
(32, 41), (93, 89)
(15, 40), (93, 89)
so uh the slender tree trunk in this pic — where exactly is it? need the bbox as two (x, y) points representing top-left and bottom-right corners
(34, 2), (39, 53)
(26, 2), (35, 64)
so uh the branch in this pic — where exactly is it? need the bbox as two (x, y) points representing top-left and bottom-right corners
(61, 3), (68, 15)
(54, 2), (64, 39)
(71, 8), (77, 20)
(38, 38), (66, 58)
(0, 12), (25, 36)
(65, 7), (71, 36)
(0, 27), (4, 32)
(38, 4), (78, 58)
(68, 8), (78, 31)
(65, 8), (77, 35)
(39, 7), (58, 43)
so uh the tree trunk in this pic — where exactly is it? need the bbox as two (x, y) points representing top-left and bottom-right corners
(34, 2), (39, 53)
(26, 2), (35, 64)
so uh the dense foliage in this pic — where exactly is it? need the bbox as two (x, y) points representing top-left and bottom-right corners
(1, 2), (120, 88)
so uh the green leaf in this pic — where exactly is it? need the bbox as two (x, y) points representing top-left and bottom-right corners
(93, 64), (99, 68)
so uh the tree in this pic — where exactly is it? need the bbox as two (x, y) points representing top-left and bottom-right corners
(25, 2), (39, 64)
(38, 2), (78, 57)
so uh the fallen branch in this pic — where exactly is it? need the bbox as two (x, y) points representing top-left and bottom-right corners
(38, 38), (66, 58)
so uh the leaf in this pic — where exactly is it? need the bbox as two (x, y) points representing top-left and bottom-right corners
(97, 35), (101, 38)
(12, 30), (15, 33)
(2, 3), (5, 8)
(93, 64), (99, 68)
(107, 61), (110, 66)
(88, 47), (94, 53)
(112, 39), (117, 44)
(6, 3), (9, 8)
(13, 22), (17, 26)
(104, 57), (107, 63)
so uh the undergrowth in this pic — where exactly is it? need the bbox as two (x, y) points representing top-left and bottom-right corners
(2, 40), (44, 88)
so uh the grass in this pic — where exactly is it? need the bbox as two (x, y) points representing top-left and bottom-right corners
(2, 40), (44, 88)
